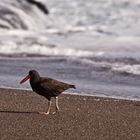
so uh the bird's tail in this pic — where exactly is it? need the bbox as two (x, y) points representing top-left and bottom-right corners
(70, 84), (76, 89)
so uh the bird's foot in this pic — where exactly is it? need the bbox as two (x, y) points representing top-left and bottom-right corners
(52, 109), (60, 115)
(38, 112), (50, 115)
(52, 112), (56, 114)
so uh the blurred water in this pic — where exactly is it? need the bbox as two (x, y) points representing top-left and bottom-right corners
(0, 0), (140, 100)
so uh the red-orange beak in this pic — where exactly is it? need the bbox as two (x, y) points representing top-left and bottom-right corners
(20, 75), (30, 84)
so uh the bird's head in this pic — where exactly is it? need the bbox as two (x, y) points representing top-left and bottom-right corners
(20, 70), (40, 84)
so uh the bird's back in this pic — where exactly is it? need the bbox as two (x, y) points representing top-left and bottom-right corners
(30, 77), (75, 98)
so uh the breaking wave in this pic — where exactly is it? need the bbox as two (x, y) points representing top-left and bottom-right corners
(0, 0), (49, 30)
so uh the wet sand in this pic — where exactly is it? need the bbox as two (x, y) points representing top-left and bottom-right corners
(0, 88), (140, 140)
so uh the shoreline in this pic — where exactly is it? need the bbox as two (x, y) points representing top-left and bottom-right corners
(0, 88), (140, 139)
(0, 86), (140, 102)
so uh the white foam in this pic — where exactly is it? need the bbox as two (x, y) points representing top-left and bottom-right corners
(0, 44), (103, 57)
(79, 57), (140, 75)
(112, 64), (140, 75)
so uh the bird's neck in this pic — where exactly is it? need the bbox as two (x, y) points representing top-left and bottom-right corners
(30, 76), (40, 83)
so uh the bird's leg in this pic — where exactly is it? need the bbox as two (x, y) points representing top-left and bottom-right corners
(39, 100), (51, 115)
(55, 96), (60, 112)
(52, 96), (60, 114)
(45, 100), (51, 115)
(53, 96), (60, 114)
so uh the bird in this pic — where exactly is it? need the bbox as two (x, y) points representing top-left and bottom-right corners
(20, 70), (76, 115)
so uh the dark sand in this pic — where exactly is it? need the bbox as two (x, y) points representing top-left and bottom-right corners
(0, 88), (140, 140)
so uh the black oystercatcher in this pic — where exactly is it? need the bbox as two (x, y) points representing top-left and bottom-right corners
(20, 70), (76, 115)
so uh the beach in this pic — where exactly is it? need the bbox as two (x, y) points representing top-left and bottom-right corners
(0, 88), (140, 140)
(0, 0), (140, 139)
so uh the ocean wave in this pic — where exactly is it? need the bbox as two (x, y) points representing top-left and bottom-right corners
(0, 44), (104, 57)
(74, 57), (140, 76)
(0, 0), (49, 30)
(0, 39), (140, 76)
(112, 64), (140, 75)
(0, 0), (140, 36)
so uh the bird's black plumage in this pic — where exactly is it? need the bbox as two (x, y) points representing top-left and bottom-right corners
(28, 70), (75, 100)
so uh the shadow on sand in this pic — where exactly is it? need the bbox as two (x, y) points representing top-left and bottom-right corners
(0, 110), (39, 114)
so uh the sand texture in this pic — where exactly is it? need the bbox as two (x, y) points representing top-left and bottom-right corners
(0, 88), (140, 140)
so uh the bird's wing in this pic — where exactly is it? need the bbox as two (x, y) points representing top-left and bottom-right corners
(39, 77), (71, 94)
